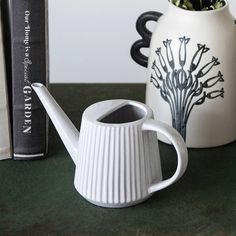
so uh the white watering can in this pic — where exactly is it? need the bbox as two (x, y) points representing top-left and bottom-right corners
(32, 83), (188, 208)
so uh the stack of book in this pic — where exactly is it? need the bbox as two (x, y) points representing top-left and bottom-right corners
(0, 10), (11, 160)
(0, 0), (49, 161)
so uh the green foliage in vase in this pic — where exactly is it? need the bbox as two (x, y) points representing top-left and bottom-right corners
(170, 0), (226, 11)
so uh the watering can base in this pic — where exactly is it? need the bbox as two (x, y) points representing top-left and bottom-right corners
(83, 195), (153, 208)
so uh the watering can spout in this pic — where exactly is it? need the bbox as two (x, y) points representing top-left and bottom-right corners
(32, 83), (80, 164)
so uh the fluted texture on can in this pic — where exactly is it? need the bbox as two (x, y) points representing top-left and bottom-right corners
(74, 120), (161, 206)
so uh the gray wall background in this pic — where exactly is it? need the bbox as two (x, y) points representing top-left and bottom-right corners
(49, 0), (236, 83)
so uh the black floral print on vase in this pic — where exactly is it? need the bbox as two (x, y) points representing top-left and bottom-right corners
(150, 36), (224, 140)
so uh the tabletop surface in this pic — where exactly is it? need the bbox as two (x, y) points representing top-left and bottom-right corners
(0, 84), (236, 236)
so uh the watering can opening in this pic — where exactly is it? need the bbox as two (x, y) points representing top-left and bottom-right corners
(98, 104), (146, 124)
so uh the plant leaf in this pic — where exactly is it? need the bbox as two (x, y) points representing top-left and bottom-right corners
(169, 0), (225, 11)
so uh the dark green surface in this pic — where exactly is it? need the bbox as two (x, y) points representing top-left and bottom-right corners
(0, 84), (236, 236)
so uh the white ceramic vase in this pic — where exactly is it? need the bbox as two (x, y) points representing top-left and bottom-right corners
(131, 1), (236, 148)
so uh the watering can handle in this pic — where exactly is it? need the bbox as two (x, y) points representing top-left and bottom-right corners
(131, 11), (162, 68)
(142, 119), (188, 194)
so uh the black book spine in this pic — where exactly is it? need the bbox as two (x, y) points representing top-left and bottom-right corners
(11, 0), (49, 160)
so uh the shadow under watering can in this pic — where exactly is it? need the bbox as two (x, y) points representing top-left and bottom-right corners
(32, 83), (188, 208)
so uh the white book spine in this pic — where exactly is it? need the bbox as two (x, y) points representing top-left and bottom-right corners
(0, 12), (11, 160)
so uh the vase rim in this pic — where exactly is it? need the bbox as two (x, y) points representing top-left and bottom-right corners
(168, 0), (228, 15)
